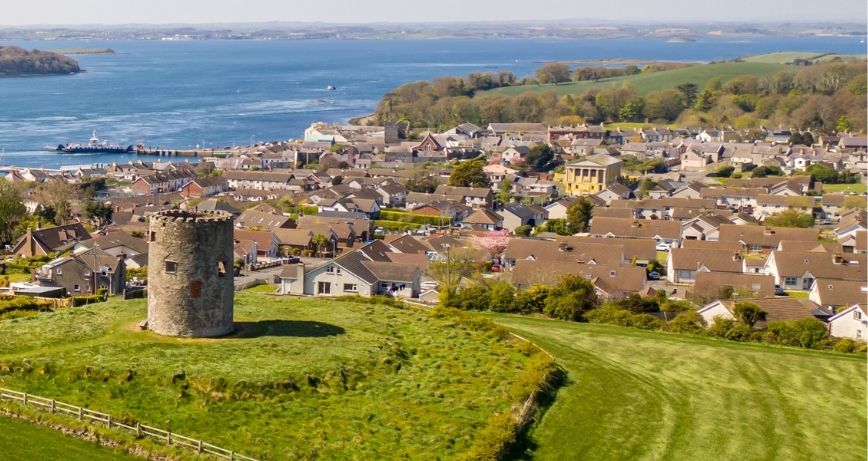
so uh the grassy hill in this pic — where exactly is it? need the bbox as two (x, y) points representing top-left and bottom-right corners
(742, 52), (863, 64)
(490, 315), (867, 461)
(0, 416), (133, 460)
(488, 61), (788, 97)
(0, 291), (536, 460)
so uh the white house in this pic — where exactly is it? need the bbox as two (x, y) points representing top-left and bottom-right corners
(828, 304), (868, 342)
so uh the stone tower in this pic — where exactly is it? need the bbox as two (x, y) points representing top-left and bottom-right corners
(147, 210), (235, 337)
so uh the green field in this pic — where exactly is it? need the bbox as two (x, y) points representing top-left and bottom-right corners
(0, 292), (534, 460)
(743, 52), (863, 64)
(489, 61), (788, 97)
(0, 415), (133, 460)
(490, 315), (867, 461)
(823, 183), (868, 194)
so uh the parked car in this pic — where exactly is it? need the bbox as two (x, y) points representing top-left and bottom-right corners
(491, 264), (501, 273)
(647, 271), (661, 280)
(774, 285), (785, 296)
(655, 242), (671, 252)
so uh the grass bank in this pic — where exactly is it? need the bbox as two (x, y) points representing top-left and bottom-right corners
(0, 291), (538, 460)
(0, 413), (134, 460)
(489, 314), (867, 461)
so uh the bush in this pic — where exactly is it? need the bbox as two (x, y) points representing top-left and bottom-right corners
(513, 286), (549, 314)
(630, 313), (664, 330)
(488, 281), (516, 313)
(449, 284), (491, 311)
(585, 304), (634, 327)
(665, 311), (706, 333)
(0, 296), (52, 314)
(543, 275), (598, 321)
(763, 318), (829, 348)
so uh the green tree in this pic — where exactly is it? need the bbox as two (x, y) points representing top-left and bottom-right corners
(806, 163), (839, 183)
(488, 281), (517, 312)
(595, 84), (639, 120)
(764, 209), (814, 228)
(543, 274), (599, 321)
(618, 98), (645, 121)
(565, 197), (594, 233)
(495, 179), (513, 207)
(514, 225), (533, 237)
(535, 62), (571, 84)
(750, 165), (783, 177)
(835, 116), (852, 133)
(84, 200), (113, 228)
(311, 233), (331, 257)
(676, 83), (699, 107)
(0, 181), (26, 245)
(644, 89), (685, 121)
(694, 88), (715, 111)
(525, 144), (555, 172)
(733, 302), (767, 328)
(448, 160), (490, 188)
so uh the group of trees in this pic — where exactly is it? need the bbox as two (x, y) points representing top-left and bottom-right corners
(535, 197), (594, 235)
(0, 46), (80, 76)
(373, 59), (867, 135)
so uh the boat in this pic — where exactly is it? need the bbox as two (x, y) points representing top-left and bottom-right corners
(50, 131), (133, 154)
(325, 85), (337, 91)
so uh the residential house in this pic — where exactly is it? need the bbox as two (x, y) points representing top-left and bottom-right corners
(828, 304), (868, 342)
(808, 279), (868, 311)
(559, 154), (622, 196)
(697, 297), (832, 329)
(666, 248), (744, 284)
(692, 272), (775, 302)
(12, 223), (92, 258)
(589, 217), (682, 246)
(718, 224), (819, 253)
(33, 247), (125, 296)
(498, 204), (547, 233)
(461, 208), (503, 231)
(763, 251), (867, 290)
(234, 229), (280, 258)
(179, 176), (229, 199)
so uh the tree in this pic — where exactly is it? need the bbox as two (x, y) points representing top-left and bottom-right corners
(595, 84), (639, 120)
(535, 62), (571, 85)
(0, 181), (26, 245)
(750, 165), (783, 178)
(514, 285), (549, 314)
(835, 116), (852, 133)
(676, 83), (699, 107)
(543, 274), (599, 321)
(495, 179), (513, 207)
(448, 160), (490, 188)
(733, 302), (767, 328)
(788, 132), (814, 146)
(618, 98), (645, 121)
(694, 88), (714, 112)
(36, 180), (76, 225)
(514, 225), (532, 237)
(428, 246), (483, 290)
(764, 209), (814, 228)
(565, 198), (593, 233)
(489, 281), (517, 312)
(644, 89), (685, 121)
(525, 144), (555, 172)
(805, 163), (839, 184)
(85, 200), (113, 228)
(311, 233), (331, 257)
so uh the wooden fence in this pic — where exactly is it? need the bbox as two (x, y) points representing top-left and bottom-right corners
(0, 388), (259, 461)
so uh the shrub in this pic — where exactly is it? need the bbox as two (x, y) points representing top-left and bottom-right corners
(543, 275), (598, 321)
(763, 318), (829, 349)
(0, 296), (52, 314)
(831, 338), (860, 353)
(665, 310), (706, 333)
(451, 284), (491, 311)
(513, 225), (532, 237)
(630, 313), (664, 330)
(585, 304), (634, 327)
(513, 285), (549, 314)
(488, 281), (516, 313)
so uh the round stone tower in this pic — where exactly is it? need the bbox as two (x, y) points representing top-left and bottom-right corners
(147, 210), (235, 337)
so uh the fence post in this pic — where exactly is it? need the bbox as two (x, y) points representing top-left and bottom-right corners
(167, 431), (172, 445)
(50, 399), (56, 414)
(78, 406), (83, 421)
(107, 414), (112, 428)
(136, 422), (141, 436)
(22, 393), (28, 406)
(197, 440), (202, 453)
(230, 451), (235, 461)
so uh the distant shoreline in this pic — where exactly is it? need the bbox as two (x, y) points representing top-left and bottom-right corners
(50, 47), (115, 55)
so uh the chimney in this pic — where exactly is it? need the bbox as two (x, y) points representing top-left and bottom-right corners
(833, 254), (844, 265)
(763, 227), (774, 236)
(631, 220), (641, 228)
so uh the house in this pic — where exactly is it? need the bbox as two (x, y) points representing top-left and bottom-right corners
(131, 169), (195, 195)
(692, 272), (776, 302)
(589, 217), (681, 246)
(718, 224), (819, 253)
(697, 297), (833, 329)
(511, 259), (646, 299)
(544, 197), (580, 220)
(375, 182), (408, 207)
(502, 238), (623, 268)
(461, 208), (503, 231)
(840, 230), (867, 254)
(559, 154), (622, 196)
(594, 183), (633, 206)
(763, 251), (867, 290)
(12, 223), (92, 258)
(808, 279), (868, 311)
(179, 176), (229, 198)
(235, 209), (294, 231)
(827, 304), (868, 342)
(433, 185), (493, 209)
(278, 244), (421, 299)
(666, 248), (744, 284)
(234, 229), (280, 258)
(498, 204), (547, 233)
(33, 247), (125, 296)
(223, 170), (295, 190)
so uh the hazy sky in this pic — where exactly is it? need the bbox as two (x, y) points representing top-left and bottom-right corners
(2, 0), (866, 25)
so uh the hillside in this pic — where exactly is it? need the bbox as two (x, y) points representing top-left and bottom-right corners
(0, 291), (538, 459)
(0, 46), (80, 76)
(488, 61), (788, 97)
(0, 416), (133, 460)
(491, 315), (867, 461)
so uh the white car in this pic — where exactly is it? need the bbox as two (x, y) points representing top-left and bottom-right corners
(656, 242), (671, 252)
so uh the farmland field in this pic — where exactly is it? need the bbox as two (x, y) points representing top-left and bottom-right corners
(490, 314), (867, 461)
(0, 292), (536, 460)
(488, 61), (788, 97)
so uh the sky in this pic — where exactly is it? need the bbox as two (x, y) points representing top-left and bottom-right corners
(1, 0), (866, 25)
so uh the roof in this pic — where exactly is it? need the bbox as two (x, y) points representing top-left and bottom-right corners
(669, 248), (744, 272)
(812, 279), (868, 307)
(273, 228), (314, 246)
(385, 234), (431, 254)
(236, 209), (292, 230)
(501, 203), (545, 220)
(589, 217), (681, 240)
(362, 260), (419, 282)
(718, 224), (819, 247)
(14, 223), (92, 255)
(720, 297), (832, 326)
(511, 259), (645, 296)
(693, 272), (775, 299)
(566, 153), (622, 168)
(463, 209), (503, 226)
(503, 238), (623, 266)
(770, 251), (867, 281)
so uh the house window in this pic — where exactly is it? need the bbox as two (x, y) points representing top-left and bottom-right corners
(855, 311), (863, 320)
(380, 282), (390, 289)
(317, 281), (331, 295)
(677, 270), (694, 281)
(749, 244), (762, 251)
(857, 329), (862, 339)
(336, 268), (342, 275)
(326, 266), (334, 274)
(783, 276), (798, 286)
(165, 260), (178, 274)
(73, 284), (80, 292)
(343, 283), (358, 292)
(55, 268), (62, 275)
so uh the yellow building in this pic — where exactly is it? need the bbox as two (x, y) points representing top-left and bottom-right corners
(559, 154), (622, 196)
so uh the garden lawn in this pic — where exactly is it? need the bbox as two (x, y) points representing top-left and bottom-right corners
(823, 183), (867, 194)
(0, 292), (533, 460)
(490, 315), (867, 461)
(488, 61), (788, 97)
(0, 415), (133, 460)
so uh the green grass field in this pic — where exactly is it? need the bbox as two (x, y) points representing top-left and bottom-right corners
(743, 52), (863, 64)
(488, 61), (788, 97)
(0, 292), (534, 460)
(823, 183), (868, 194)
(490, 315), (867, 461)
(0, 416), (133, 460)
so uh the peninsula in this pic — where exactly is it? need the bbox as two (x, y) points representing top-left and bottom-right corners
(0, 46), (80, 77)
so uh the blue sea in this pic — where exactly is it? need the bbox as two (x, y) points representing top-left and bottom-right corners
(0, 36), (865, 169)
